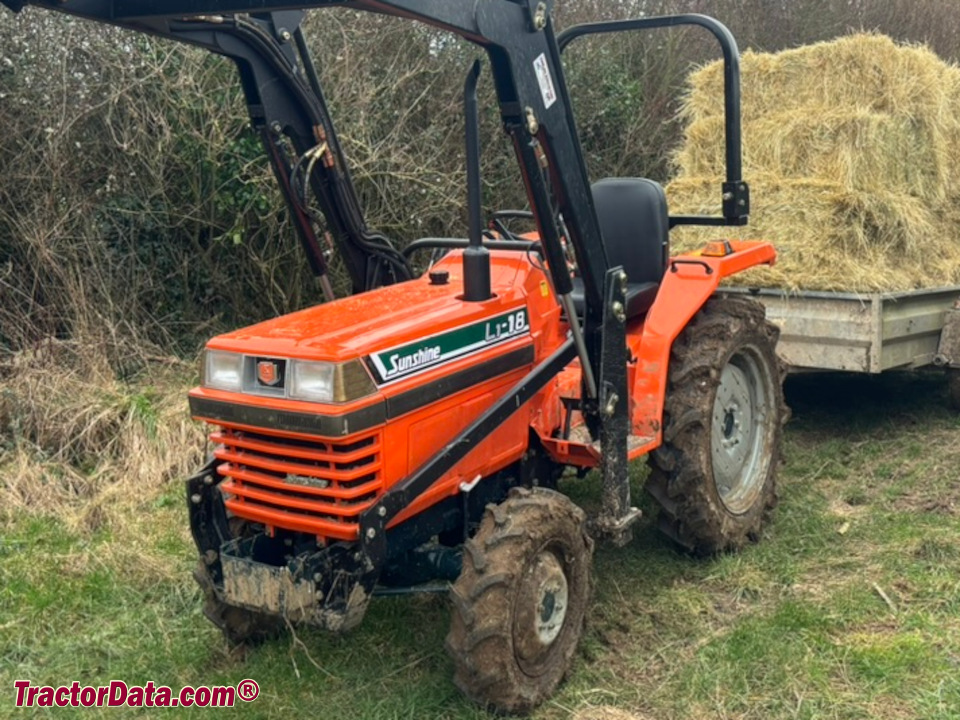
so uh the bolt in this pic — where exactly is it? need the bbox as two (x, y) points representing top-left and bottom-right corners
(533, 2), (548, 30)
(366, 528), (377, 540)
(278, 28), (292, 42)
(203, 475), (213, 486)
(315, 590), (324, 601)
(722, 191), (734, 201)
(270, 121), (283, 136)
(525, 107), (539, 135)
(377, 506), (387, 518)
(313, 572), (322, 582)
(611, 301), (626, 324)
(603, 392), (619, 417)
(190, 494), (202, 505)
(617, 270), (629, 294)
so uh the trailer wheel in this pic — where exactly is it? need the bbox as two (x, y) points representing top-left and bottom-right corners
(446, 487), (593, 714)
(948, 369), (960, 411)
(648, 297), (786, 555)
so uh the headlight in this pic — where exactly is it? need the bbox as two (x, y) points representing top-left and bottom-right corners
(289, 359), (377, 403)
(289, 361), (335, 403)
(202, 350), (243, 392)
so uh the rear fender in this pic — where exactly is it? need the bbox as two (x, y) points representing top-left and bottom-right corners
(630, 241), (776, 442)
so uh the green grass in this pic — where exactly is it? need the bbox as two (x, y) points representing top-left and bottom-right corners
(2, 371), (959, 719)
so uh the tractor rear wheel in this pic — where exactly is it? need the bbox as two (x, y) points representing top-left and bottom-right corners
(648, 296), (786, 555)
(446, 487), (593, 715)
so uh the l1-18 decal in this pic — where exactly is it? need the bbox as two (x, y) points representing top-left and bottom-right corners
(368, 308), (530, 384)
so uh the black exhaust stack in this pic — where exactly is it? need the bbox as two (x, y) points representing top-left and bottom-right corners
(462, 60), (492, 302)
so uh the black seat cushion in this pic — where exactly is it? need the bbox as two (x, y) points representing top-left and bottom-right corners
(571, 178), (670, 319)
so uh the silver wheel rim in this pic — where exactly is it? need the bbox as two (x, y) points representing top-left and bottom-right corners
(710, 346), (772, 515)
(532, 551), (568, 646)
(513, 547), (570, 674)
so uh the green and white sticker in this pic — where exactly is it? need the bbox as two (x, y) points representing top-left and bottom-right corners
(369, 308), (530, 384)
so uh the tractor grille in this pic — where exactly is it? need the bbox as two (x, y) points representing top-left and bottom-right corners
(211, 425), (383, 541)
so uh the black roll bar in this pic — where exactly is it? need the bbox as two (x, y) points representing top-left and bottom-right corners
(558, 14), (750, 228)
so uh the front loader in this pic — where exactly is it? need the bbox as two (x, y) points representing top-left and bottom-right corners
(5, 1), (786, 713)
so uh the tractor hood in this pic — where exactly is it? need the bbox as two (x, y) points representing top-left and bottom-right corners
(206, 253), (531, 366)
(190, 253), (543, 435)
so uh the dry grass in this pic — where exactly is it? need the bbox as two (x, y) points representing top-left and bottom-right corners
(668, 33), (960, 292)
(0, 340), (205, 537)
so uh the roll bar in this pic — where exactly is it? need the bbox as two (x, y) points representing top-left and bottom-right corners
(558, 14), (750, 228)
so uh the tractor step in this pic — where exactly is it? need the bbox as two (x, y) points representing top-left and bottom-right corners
(541, 432), (657, 467)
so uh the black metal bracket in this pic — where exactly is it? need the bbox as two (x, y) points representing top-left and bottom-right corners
(592, 267), (641, 546)
(723, 180), (751, 219)
(186, 459), (233, 585)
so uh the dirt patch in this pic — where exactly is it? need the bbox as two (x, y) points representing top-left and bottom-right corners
(893, 483), (960, 516)
(573, 706), (653, 720)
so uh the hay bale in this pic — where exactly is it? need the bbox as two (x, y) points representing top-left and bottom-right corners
(668, 175), (960, 292)
(669, 33), (960, 292)
(677, 110), (947, 200)
(684, 34), (956, 126)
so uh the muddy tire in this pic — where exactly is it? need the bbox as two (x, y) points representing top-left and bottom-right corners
(948, 369), (960, 411)
(446, 487), (593, 715)
(648, 296), (786, 555)
(194, 561), (284, 646)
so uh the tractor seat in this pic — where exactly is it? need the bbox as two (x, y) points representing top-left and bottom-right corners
(570, 177), (670, 320)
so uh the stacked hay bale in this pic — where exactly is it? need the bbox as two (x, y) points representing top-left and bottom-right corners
(667, 34), (960, 291)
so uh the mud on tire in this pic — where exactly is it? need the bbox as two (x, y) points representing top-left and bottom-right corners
(648, 296), (787, 555)
(445, 487), (594, 715)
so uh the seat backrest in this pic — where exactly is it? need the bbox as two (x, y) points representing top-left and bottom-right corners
(591, 178), (670, 285)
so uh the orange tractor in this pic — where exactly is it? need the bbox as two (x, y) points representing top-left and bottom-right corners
(8, 0), (786, 712)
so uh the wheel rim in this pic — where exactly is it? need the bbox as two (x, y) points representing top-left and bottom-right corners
(710, 345), (772, 515)
(513, 548), (570, 676)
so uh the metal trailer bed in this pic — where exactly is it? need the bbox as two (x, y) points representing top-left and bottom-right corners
(719, 287), (960, 390)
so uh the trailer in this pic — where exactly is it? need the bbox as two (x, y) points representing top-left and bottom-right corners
(721, 285), (960, 407)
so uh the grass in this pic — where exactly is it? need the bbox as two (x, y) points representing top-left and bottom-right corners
(2, 368), (959, 719)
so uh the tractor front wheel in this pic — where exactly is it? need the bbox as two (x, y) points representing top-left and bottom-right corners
(446, 487), (593, 714)
(648, 296), (786, 555)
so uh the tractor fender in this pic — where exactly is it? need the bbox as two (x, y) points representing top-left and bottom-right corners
(629, 241), (776, 441)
